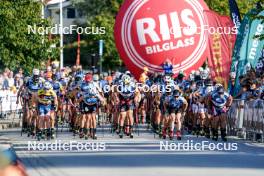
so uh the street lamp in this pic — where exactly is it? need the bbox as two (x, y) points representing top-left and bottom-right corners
(59, 0), (64, 69)
(99, 40), (104, 74)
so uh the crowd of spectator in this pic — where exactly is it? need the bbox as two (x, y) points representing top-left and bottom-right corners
(0, 68), (24, 92)
(0, 61), (263, 100)
(228, 56), (264, 100)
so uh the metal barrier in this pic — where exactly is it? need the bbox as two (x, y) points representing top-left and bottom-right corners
(0, 90), (22, 119)
(227, 99), (264, 142)
(1, 89), (263, 141)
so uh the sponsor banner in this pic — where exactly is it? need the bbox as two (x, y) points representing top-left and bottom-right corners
(114, 0), (209, 79)
(233, 9), (264, 95)
(245, 10), (264, 68)
(204, 10), (233, 88)
(220, 15), (237, 59)
(228, 0), (241, 29)
(230, 9), (258, 74)
(255, 48), (264, 73)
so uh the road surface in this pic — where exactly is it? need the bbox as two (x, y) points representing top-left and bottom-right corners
(0, 124), (264, 176)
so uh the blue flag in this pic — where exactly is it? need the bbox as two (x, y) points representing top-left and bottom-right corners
(245, 10), (264, 68)
(232, 9), (264, 95)
(228, 0), (241, 29)
(230, 9), (256, 75)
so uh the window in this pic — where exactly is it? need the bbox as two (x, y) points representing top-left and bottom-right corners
(67, 8), (75, 18)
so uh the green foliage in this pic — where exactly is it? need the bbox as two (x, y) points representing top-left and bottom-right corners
(72, 0), (124, 69)
(0, 0), (59, 74)
(204, 0), (261, 16)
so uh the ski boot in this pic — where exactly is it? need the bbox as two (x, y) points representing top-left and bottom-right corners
(169, 130), (174, 140)
(92, 129), (97, 140)
(221, 128), (227, 142)
(176, 130), (182, 140)
(79, 128), (84, 139)
(212, 128), (218, 141)
(37, 130), (42, 141)
(204, 127), (211, 139)
(200, 127), (205, 136)
(119, 127), (124, 138)
(51, 128), (55, 140)
(162, 128), (167, 139)
(129, 125), (134, 138)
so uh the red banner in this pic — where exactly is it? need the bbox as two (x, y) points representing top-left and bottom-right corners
(204, 10), (236, 88)
(220, 16), (236, 58)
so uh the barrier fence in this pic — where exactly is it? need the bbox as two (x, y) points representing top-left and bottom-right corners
(0, 90), (22, 119)
(1, 90), (263, 142)
(228, 99), (264, 142)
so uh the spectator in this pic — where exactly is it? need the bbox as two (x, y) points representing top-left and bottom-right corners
(162, 59), (173, 76)
(235, 84), (250, 100)
(2, 72), (9, 90)
(261, 74), (264, 99)
(228, 72), (236, 96)
(14, 74), (23, 89)
(8, 71), (14, 88)
(248, 80), (260, 99)
(17, 68), (24, 80)
(0, 73), (3, 89)
(4, 68), (10, 75)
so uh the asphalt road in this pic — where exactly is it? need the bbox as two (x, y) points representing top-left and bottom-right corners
(0, 124), (264, 176)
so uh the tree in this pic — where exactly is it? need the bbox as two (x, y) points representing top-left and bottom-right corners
(0, 0), (59, 74)
(72, 0), (124, 69)
(204, 0), (261, 16)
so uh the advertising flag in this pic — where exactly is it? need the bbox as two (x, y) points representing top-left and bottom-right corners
(245, 10), (264, 68)
(230, 9), (258, 74)
(233, 9), (264, 94)
(220, 16), (237, 58)
(228, 0), (242, 29)
(204, 10), (234, 88)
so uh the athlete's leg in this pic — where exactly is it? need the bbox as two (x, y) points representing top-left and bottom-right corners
(32, 108), (38, 136)
(127, 109), (134, 138)
(191, 103), (198, 134)
(80, 113), (86, 138)
(212, 115), (220, 141)
(169, 113), (176, 140)
(162, 114), (169, 139)
(119, 111), (126, 138)
(204, 113), (212, 138)
(140, 99), (146, 124)
(50, 107), (55, 139)
(155, 109), (161, 133)
(199, 112), (206, 136)
(84, 114), (90, 139)
(220, 113), (227, 141)
(37, 105), (45, 140)
(175, 112), (182, 140)
(91, 111), (97, 139)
